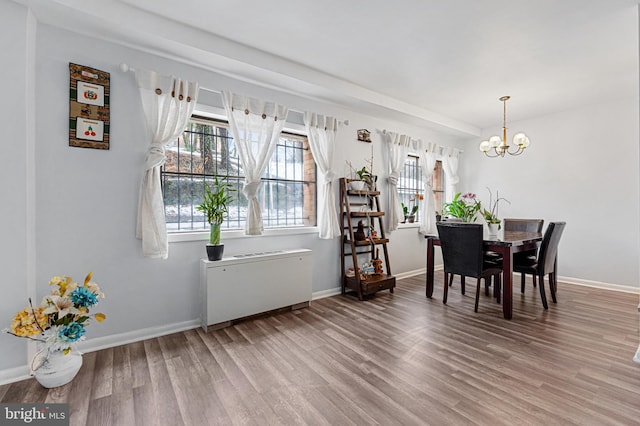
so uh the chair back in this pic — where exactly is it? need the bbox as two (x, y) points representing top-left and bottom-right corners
(436, 222), (484, 278)
(537, 222), (566, 275)
(503, 218), (544, 233)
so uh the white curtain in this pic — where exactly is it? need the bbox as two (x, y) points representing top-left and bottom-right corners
(419, 142), (439, 235)
(383, 131), (412, 232)
(442, 147), (461, 202)
(135, 69), (198, 259)
(304, 113), (341, 239)
(222, 92), (288, 235)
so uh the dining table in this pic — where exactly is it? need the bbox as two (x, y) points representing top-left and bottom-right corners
(425, 229), (543, 319)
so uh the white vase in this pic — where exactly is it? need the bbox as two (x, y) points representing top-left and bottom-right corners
(32, 349), (83, 388)
(487, 223), (499, 237)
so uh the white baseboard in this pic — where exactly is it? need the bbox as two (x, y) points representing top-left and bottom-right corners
(557, 275), (639, 294)
(76, 320), (201, 354)
(0, 365), (31, 386)
(312, 287), (342, 300)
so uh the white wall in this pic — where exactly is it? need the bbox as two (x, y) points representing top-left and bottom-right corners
(1, 16), (462, 379)
(0, 1), (30, 373)
(459, 97), (640, 289)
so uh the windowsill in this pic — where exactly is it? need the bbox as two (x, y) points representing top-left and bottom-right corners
(168, 226), (319, 243)
(397, 222), (420, 229)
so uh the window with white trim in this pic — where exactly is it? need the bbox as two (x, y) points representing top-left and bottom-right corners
(162, 116), (316, 232)
(398, 155), (445, 220)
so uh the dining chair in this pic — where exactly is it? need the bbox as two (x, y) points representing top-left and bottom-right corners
(513, 221), (566, 309)
(485, 218), (544, 292)
(436, 222), (503, 312)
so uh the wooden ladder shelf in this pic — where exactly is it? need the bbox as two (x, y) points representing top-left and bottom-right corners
(339, 178), (395, 300)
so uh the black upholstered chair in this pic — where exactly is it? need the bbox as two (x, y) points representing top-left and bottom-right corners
(513, 222), (566, 309)
(503, 218), (544, 233)
(437, 222), (503, 312)
(485, 218), (544, 292)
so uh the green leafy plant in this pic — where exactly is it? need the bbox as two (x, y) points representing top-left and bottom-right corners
(443, 192), (481, 222)
(402, 193), (423, 216)
(347, 160), (377, 190)
(196, 177), (235, 245)
(355, 166), (372, 181)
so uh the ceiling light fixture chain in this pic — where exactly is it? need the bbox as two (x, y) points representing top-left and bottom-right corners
(479, 96), (530, 158)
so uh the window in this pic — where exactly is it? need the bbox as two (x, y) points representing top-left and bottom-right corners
(398, 155), (445, 220)
(162, 116), (316, 232)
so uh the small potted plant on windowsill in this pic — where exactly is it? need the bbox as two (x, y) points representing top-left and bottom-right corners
(402, 193), (423, 223)
(197, 176), (235, 261)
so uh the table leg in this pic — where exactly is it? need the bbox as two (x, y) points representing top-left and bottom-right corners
(426, 238), (434, 298)
(502, 247), (513, 319)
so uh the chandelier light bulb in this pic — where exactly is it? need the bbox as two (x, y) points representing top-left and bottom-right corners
(479, 140), (491, 152)
(513, 132), (530, 148)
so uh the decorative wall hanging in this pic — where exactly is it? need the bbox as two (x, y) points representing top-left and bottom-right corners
(69, 63), (110, 149)
(357, 129), (371, 142)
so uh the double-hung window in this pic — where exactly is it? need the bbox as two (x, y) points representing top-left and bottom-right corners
(162, 116), (316, 233)
(398, 155), (445, 221)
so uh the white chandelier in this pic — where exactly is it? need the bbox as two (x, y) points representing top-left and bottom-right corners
(479, 96), (530, 157)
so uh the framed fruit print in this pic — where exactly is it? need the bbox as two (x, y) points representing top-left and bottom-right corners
(69, 63), (110, 149)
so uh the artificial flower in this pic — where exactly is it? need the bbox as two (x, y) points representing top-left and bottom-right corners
(10, 307), (49, 337)
(4, 272), (106, 355)
(58, 322), (86, 343)
(70, 287), (98, 308)
(41, 295), (81, 318)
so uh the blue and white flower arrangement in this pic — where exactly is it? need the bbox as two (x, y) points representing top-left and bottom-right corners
(5, 272), (106, 357)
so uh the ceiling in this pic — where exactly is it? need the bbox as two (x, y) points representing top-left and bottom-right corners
(24, 0), (640, 136)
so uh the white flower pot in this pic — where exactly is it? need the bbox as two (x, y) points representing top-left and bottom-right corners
(487, 223), (499, 237)
(348, 180), (367, 191)
(32, 349), (83, 388)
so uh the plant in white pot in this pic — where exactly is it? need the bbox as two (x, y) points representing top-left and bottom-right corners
(197, 176), (235, 261)
(481, 187), (510, 236)
(347, 159), (376, 191)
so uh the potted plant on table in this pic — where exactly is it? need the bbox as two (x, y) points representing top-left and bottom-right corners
(197, 176), (235, 261)
(443, 192), (481, 222)
(482, 187), (510, 236)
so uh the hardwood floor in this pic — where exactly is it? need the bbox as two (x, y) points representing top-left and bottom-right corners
(2, 273), (639, 425)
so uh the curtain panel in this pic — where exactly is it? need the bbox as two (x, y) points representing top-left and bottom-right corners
(304, 112), (341, 239)
(441, 147), (461, 202)
(383, 131), (413, 232)
(418, 141), (439, 235)
(222, 92), (289, 235)
(135, 69), (198, 259)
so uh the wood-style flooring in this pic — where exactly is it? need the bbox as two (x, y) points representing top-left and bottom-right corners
(1, 273), (639, 425)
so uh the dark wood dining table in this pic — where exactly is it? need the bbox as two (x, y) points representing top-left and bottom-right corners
(425, 230), (543, 319)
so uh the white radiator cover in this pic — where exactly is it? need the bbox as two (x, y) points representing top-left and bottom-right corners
(200, 249), (312, 331)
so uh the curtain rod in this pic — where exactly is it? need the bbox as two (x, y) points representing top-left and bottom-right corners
(379, 128), (464, 154)
(119, 63), (349, 126)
